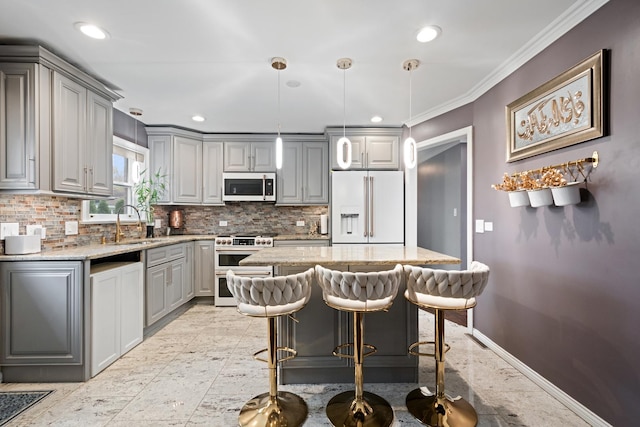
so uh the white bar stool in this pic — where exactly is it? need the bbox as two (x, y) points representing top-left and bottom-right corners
(403, 261), (490, 427)
(315, 264), (403, 427)
(226, 268), (314, 427)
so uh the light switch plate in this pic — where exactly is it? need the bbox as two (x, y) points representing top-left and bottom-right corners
(0, 222), (19, 240)
(219, 220), (228, 227)
(65, 221), (78, 235)
(296, 221), (305, 227)
(485, 222), (494, 232)
(154, 219), (162, 228)
(475, 219), (485, 233)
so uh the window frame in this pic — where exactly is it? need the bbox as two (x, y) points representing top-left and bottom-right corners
(81, 136), (149, 224)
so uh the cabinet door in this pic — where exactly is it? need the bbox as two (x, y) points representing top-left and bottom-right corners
(302, 142), (328, 204)
(223, 142), (251, 171)
(194, 241), (215, 296)
(365, 136), (398, 169)
(146, 263), (168, 326)
(167, 260), (185, 310)
(252, 142), (275, 171)
(90, 268), (120, 377)
(148, 135), (172, 203)
(184, 243), (195, 300)
(331, 135), (365, 170)
(0, 63), (36, 189)
(120, 263), (143, 354)
(277, 142), (302, 204)
(86, 90), (113, 196)
(0, 261), (82, 365)
(202, 140), (223, 204)
(173, 135), (202, 203)
(53, 73), (87, 193)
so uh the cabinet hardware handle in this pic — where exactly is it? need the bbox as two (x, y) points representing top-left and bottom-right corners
(363, 176), (368, 237)
(369, 176), (374, 237)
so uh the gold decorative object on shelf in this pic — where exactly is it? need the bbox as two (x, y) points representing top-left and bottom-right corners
(491, 151), (599, 207)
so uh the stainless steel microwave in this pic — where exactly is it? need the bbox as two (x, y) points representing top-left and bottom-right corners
(222, 172), (276, 202)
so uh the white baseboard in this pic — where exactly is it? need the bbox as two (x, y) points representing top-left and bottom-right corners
(471, 329), (611, 427)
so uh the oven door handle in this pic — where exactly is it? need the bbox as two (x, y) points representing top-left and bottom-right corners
(215, 270), (272, 276)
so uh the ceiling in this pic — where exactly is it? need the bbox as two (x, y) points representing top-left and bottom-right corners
(0, 0), (605, 134)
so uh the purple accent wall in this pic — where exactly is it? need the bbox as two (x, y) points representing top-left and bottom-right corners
(410, 1), (639, 424)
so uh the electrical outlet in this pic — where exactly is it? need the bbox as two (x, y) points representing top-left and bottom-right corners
(485, 222), (493, 232)
(154, 219), (162, 228)
(0, 222), (19, 240)
(296, 221), (305, 227)
(219, 220), (228, 227)
(65, 221), (78, 235)
(475, 219), (485, 233)
(26, 225), (44, 238)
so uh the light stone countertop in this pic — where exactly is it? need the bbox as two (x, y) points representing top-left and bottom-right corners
(0, 235), (216, 261)
(239, 244), (460, 267)
(273, 234), (330, 241)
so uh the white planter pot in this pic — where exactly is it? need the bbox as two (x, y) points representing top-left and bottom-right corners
(527, 188), (553, 207)
(508, 190), (530, 207)
(551, 182), (581, 206)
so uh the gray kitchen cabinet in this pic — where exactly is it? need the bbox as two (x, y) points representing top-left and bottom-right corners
(328, 127), (402, 170)
(0, 63), (37, 189)
(0, 261), (82, 366)
(194, 240), (215, 297)
(0, 46), (119, 195)
(145, 243), (190, 326)
(90, 262), (143, 377)
(223, 141), (275, 172)
(184, 242), (195, 300)
(146, 128), (224, 205)
(173, 135), (203, 203)
(277, 139), (328, 205)
(202, 140), (223, 204)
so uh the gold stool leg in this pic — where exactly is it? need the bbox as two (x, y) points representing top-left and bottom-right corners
(238, 317), (308, 427)
(406, 309), (478, 427)
(326, 311), (394, 427)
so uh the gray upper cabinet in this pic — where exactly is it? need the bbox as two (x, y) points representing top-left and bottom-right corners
(0, 63), (37, 189)
(224, 141), (275, 172)
(147, 128), (224, 205)
(0, 45), (120, 196)
(277, 138), (328, 205)
(327, 127), (402, 170)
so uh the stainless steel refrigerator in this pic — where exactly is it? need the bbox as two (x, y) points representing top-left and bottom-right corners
(331, 170), (404, 244)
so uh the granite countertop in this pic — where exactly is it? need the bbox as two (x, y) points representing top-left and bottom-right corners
(239, 245), (460, 267)
(0, 235), (215, 261)
(273, 234), (330, 241)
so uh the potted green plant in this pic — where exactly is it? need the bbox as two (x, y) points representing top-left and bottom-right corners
(134, 168), (167, 237)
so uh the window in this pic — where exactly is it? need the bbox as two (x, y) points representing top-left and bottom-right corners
(81, 136), (149, 223)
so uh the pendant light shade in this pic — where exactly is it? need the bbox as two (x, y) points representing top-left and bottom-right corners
(272, 57), (287, 170)
(336, 58), (353, 170)
(403, 59), (419, 169)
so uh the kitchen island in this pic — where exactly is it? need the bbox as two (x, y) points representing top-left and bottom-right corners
(239, 245), (459, 384)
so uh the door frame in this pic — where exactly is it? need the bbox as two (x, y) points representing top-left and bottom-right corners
(405, 125), (475, 330)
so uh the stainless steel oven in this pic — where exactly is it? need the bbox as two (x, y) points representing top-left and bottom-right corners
(214, 235), (273, 306)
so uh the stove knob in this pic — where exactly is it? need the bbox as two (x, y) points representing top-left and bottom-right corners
(257, 239), (263, 245)
(266, 238), (272, 246)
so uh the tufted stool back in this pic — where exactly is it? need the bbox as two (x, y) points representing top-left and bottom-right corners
(315, 264), (403, 312)
(403, 261), (490, 310)
(226, 268), (314, 317)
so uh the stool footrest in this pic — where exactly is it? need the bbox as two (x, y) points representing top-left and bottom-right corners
(332, 342), (377, 360)
(253, 346), (297, 363)
(408, 340), (450, 357)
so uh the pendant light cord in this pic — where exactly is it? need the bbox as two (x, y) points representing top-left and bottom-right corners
(408, 66), (413, 139)
(277, 69), (281, 136)
(342, 69), (346, 138)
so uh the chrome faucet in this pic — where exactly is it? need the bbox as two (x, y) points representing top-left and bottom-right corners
(115, 204), (142, 243)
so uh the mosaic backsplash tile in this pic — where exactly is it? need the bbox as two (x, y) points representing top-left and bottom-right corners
(0, 195), (328, 254)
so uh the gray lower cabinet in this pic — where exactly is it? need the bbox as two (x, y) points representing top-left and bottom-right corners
(145, 243), (193, 327)
(0, 261), (82, 367)
(277, 263), (417, 384)
(194, 240), (215, 297)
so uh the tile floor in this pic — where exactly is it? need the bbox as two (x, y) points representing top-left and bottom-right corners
(1, 303), (589, 426)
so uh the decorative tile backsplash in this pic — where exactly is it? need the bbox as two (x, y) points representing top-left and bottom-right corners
(0, 195), (328, 253)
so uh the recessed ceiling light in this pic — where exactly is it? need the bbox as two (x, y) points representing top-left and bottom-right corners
(286, 80), (301, 88)
(370, 116), (383, 123)
(74, 22), (109, 40)
(192, 115), (206, 122)
(416, 25), (441, 43)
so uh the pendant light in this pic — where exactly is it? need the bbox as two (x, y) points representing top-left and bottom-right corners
(403, 59), (419, 169)
(272, 57), (287, 170)
(336, 58), (353, 170)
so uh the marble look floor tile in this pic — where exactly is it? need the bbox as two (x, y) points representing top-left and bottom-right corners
(19, 395), (131, 426)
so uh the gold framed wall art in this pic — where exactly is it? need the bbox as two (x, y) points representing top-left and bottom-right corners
(506, 50), (605, 162)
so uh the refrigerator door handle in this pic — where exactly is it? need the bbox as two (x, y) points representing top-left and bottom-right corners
(363, 176), (368, 237)
(369, 175), (374, 237)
